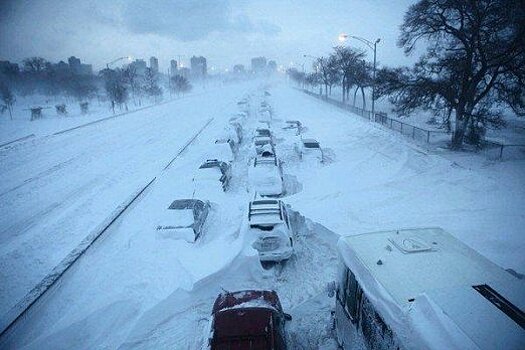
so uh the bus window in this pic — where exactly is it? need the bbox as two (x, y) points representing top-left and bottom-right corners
(345, 269), (362, 322)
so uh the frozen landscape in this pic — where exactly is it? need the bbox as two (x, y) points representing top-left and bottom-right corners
(1, 0), (524, 349)
(0, 81), (524, 349)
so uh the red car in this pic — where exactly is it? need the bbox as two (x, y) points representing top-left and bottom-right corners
(209, 290), (292, 349)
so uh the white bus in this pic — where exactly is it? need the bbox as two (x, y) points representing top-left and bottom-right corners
(334, 227), (525, 350)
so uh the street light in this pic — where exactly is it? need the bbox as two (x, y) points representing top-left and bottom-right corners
(106, 56), (132, 69)
(339, 33), (380, 118)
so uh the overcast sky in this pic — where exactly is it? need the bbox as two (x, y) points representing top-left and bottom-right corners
(0, 0), (418, 72)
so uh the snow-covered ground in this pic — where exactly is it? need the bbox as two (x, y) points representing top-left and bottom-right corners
(0, 81), (255, 320)
(306, 86), (525, 146)
(0, 83), (222, 145)
(1, 81), (524, 349)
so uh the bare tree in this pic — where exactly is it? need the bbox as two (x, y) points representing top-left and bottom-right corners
(170, 75), (192, 96)
(22, 57), (48, 74)
(102, 69), (128, 113)
(286, 68), (306, 88)
(352, 60), (372, 109)
(317, 57), (331, 97)
(122, 65), (142, 106)
(378, 0), (525, 149)
(0, 82), (16, 120)
(305, 72), (322, 92)
(333, 46), (366, 103)
(143, 68), (163, 103)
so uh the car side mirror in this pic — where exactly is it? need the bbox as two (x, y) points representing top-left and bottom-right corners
(284, 313), (292, 321)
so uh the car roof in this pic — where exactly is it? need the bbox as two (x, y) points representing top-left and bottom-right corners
(199, 159), (228, 172)
(213, 290), (281, 313)
(248, 200), (283, 223)
(302, 138), (319, 144)
(254, 156), (277, 166)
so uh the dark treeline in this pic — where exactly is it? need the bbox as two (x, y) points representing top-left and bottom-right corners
(0, 56), (193, 117)
(289, 0), (525, 150)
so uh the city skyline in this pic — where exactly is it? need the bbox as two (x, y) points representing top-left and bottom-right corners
(0, 0), (420, 72)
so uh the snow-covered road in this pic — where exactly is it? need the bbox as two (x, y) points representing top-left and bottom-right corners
(1, 82), (523, 349)
(0, 82), (254, 320)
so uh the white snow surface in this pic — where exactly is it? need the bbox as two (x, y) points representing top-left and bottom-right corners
(1, 81), (523, 349)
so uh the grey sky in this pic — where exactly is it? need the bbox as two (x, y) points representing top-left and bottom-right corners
(0, 0), (418, 72)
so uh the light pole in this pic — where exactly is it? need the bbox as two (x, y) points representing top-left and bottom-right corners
(106, 56), (132, 69)
(339, 33), (380, 118)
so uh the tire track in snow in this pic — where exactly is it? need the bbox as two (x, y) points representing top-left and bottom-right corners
(0, 155), (81, 198)
(0, 117), (215, 342)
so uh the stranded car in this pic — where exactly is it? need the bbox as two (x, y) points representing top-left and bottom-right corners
(193, 159), (232, 192)
(253, 129), (274, 155)
(333, 227), (525, 350)
(248, 199), (294, 262)
(156, 199), (210, 242)
(297, 138), (322, 162)
(213, 138), (235, 163)
(248, 156), (284, 197)
(283, 120), (302, 136)
(208, 290), (291, 350)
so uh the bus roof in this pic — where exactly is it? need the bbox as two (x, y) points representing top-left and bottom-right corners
(338, 227), (525, 349)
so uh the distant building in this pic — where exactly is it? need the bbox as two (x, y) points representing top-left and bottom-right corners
(150, 56), (159, 74)
(267, 60), (277, 72)
(251, 57), (267, 73)
(129, 59), (147, 75)
(66, 56), (92, 75)
(233, 64), (245, 74)
(53, 61), (69, 74)
(179, 67), (190, 79)
(68, 56), (81, 72)
(190, 56), (207, 79)
(170, 59), (178, 76)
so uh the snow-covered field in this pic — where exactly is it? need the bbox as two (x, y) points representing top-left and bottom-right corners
(1, 81), (524, 349)
(0, 83), (221, 145)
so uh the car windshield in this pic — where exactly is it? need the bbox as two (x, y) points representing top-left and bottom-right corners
(304, 142), (320, 148)
(199, 161), (219, 169)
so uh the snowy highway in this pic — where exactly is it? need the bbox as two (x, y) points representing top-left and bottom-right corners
(1, 83), (524, 349)
(0, 84), (253, 321)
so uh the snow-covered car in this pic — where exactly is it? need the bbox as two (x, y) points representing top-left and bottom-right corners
(282, 120), (302, 136)
(213, 139), (235, 163)
(248, 156), (284, 197)
(193, 159), (232, 193)
(297, 138), (322, 162)
(208, 290), (291, 349)
(253, 128), (273, 155)
(248, 199), (294, 262)
(156, 199), (210, 242)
